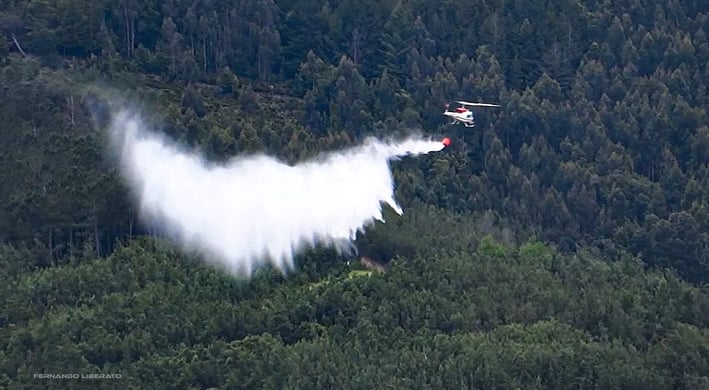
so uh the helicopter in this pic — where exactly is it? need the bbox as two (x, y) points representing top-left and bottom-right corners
(443, 100), (500, 127)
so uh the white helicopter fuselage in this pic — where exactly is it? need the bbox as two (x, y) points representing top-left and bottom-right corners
(443, 109), (475, 127)
(443, 101), (500, 128)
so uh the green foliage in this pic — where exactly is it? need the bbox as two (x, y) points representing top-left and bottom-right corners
(1, 0), (708, 387)
(2, 236), (707, 388)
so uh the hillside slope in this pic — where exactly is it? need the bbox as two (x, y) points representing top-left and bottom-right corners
(0, 0), (708, 387)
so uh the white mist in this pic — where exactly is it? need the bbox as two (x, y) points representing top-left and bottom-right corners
(109, 109), (445, 276)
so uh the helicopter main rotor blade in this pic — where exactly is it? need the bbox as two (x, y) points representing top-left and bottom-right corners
(455, 100), (501, 107)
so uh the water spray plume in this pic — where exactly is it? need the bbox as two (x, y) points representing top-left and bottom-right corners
(108, 108), (445, 276)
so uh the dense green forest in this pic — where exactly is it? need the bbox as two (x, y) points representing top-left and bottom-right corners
(1, 0), (708, 388)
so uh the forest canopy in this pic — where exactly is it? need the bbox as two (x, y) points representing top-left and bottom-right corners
(0, 0), (707, 388)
